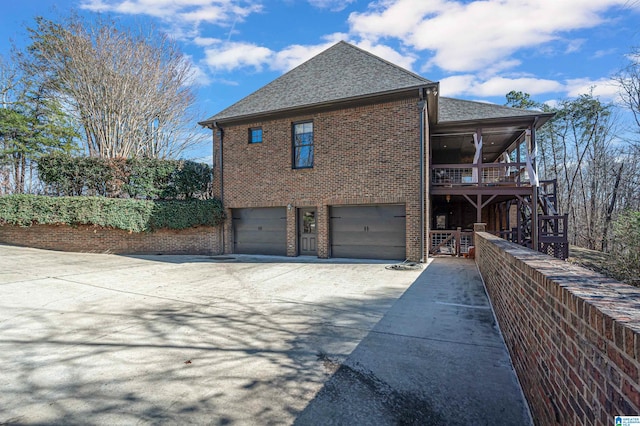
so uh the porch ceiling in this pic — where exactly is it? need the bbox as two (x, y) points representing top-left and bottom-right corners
(431, 117), (547, 164)
(430, 124), (529, 164)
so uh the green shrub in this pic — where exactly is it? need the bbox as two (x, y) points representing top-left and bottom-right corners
(150, 199), (224, 229)
(123, 157), (176, 199)
(172, 161), (212, 199)
(0, 194), (224, 232)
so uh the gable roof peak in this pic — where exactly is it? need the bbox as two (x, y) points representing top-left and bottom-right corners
(201, 41), (434, 125)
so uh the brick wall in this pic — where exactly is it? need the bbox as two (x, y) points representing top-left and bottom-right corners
(214, 96), (424, 260)
(475, 231), (640, 425)
(0, 224), (222, 255)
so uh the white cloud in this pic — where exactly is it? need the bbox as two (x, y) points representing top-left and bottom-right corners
(593, 48), (618, 58)
(204, 41), (273, 71)
(179, 5), (228, 23)
(473, 77), (565, 97)
(439, 73), (624, 101)
(308, 0), (356, 12)
(439, 74), (564, 97)
(201, 39), (337, 73)
(437, 75), (477, 97)
(80, 0), (263, 36)
(188, 63), (214, 87)
(349, 0), (631, 73)
(348, 0), (445, 40)
(271, 42), (338, 72)
(565, 77), (620, 100)
(193, 37), (220, 47)
(565, 38), (586, 54)
(355, 40), (417, 71)
(433, 59), (522, 79)
(322, 32), (351, 43)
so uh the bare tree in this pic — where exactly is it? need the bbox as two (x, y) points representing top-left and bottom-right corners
(614, 46), (640, 212)
(23, 14), (204, 159)
(0, 56), (16, 194)
(615, 47), (640, 133)
(614, 47), (640, 209)
(0, 55), (20, 109)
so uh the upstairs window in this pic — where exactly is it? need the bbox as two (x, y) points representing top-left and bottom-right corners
(249, 127), (263, 144)
(293, 121), (313, 168)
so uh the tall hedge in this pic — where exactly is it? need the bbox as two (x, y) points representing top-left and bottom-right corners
(0, 194), (224, 232)
(37, 153), (212, 199)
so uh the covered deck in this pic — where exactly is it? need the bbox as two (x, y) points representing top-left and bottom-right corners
(427, 99), (566, 258)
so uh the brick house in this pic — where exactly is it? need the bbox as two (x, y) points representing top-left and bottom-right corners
(200, 41), (559, 261)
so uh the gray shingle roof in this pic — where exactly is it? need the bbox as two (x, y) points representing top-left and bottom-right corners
(202, 41), (433, 124)
(438, 97), (544, 123)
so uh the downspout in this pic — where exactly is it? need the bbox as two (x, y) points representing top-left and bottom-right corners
(419, 90), (427, 263)
(215, 123), (224, 205)
(214, 122), (225, 253)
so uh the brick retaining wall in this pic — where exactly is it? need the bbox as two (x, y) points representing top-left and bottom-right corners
(0, 224), (222, 255)
(475, 231), (640, 425)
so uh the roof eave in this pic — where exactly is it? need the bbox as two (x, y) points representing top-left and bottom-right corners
(197, 119), (216, 128)
(434, 111), (555, 131)
(199, 82), (438, 128)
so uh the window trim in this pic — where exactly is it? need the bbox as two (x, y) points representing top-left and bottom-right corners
(248, 127), (263, 144)
(292, 120), (314, 169)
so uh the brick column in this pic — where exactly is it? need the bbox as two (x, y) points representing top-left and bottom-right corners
(317, 204), (329, 258)
(286, 206), (297, 256)
(474, 223), (486, 232)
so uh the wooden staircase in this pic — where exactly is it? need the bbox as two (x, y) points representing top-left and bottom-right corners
(506, 180), (568, 260)
(537, 179), (569, 259)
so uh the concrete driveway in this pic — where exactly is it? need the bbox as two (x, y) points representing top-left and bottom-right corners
(0, 244), (530, 425)
(0, 245), (424, 425)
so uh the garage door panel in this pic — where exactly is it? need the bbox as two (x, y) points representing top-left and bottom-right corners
(331, 245), (403, 259)
(331, 230), (405, 246)
(330, 218), (405, 231)
(232, 208), (286, 256)
(330, 205), (406, 260)
(234, 222), (285, 238)
(367, 230), (406, 245)
(331, 205), (404, 220)
(231, 242), (283, 254)
(234, 231), (283, 244)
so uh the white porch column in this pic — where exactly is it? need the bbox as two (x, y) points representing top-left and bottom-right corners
(472, 130), (483, 183)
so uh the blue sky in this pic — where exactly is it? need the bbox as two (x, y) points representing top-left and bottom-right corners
(1, 0), (639, 159)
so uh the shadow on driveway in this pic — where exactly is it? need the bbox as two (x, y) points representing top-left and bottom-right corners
(0, 245), (422, 425)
